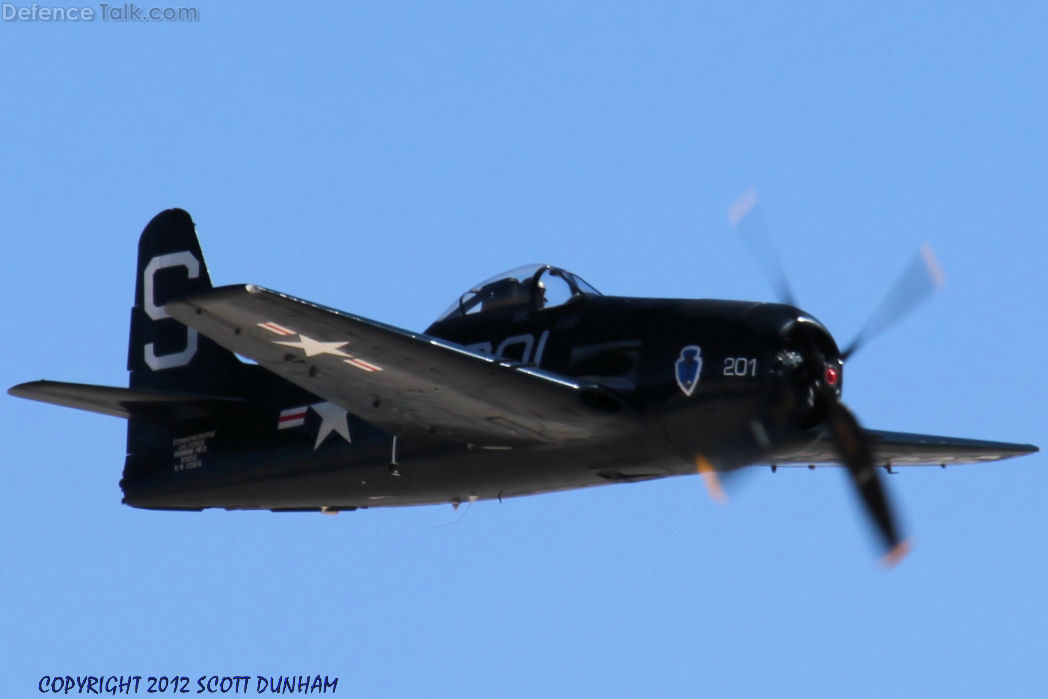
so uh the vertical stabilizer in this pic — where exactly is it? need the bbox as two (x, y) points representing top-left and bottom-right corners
(128, 208), (241, 394)
(124, 209), (247, 491)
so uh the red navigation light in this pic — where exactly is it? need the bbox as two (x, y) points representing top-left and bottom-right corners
(824, 366), (839, 386)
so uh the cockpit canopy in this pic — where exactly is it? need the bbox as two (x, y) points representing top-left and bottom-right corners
(436, 264), (601, 322)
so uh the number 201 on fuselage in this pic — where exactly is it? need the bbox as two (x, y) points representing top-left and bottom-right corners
(723, 357), (757, 377)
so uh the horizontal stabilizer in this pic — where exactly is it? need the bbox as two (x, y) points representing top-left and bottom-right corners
(8, 380), (247, 420)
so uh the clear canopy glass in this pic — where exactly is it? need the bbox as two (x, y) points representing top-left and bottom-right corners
(436, 264), (600, 321)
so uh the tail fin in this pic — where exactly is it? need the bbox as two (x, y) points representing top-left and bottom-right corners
(124, 209), (256, 501)
(11, 209), (326, 509)
(128, 208), (242, 393)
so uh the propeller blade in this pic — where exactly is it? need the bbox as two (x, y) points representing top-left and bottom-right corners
(727, 193), (922, 562)
(822, 389), (910, 565)
(841, 244), (944, 360)
(730, 189), (797, 307)
(696, 456), (728, 503)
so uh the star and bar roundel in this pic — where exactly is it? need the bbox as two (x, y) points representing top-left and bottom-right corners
(257, 320), (383, 448)
(257, 322), (383, 373)
(278, 401), (351, 450)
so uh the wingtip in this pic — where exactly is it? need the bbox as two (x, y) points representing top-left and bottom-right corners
(1002, 442), (1038, 458)
(8, 380), (45, 399)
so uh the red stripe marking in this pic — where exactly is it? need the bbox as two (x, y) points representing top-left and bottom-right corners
(345, 358), (379, 372)
(258, 321), (294, 336)
(279, 409), (308, 423)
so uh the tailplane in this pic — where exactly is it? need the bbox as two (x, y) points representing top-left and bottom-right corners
(8, 209), (247, 411)
(10, 209), (329, 510)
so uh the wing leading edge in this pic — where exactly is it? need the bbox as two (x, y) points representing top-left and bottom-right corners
(768, 429), (1037, 467)
(165, 284), (626, 447)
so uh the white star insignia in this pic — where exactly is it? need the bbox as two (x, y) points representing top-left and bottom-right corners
(275, 333), (351, 358)
(311, 401), (351, 449)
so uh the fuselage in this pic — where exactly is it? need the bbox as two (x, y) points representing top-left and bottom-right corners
(124, 292), (841, 511)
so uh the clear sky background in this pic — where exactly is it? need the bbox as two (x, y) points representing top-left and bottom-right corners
(2, 3), (1046, 697)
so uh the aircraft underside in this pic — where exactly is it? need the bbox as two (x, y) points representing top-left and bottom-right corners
(122, 435), (674, 511)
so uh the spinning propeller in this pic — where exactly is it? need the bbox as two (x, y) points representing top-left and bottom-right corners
(729, 190), (943, 565)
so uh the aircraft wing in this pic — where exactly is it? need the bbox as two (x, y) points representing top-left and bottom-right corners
(165, 284), (626, 447)
(767, 429), (1038, 467)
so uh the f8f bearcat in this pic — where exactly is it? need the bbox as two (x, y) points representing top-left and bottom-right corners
(10, 207), (1037, 564)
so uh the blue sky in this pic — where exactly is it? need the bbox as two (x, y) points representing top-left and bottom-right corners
(2, 3), (1046, 697)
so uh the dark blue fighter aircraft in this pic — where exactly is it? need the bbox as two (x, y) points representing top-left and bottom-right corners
(9, 205), (1037, 564)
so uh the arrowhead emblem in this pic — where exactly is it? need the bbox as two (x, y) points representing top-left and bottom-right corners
(675, 345), (703, 397)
